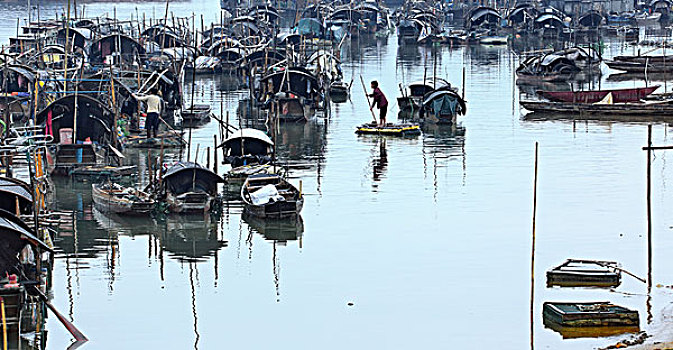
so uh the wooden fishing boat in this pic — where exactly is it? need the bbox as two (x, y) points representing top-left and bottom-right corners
(397, 79), (451, 117)
(329, 81), (350, 103)
(612, 54), (673, 64)
(0, 177), (33, 215)
(91, 183), (155, 215)
(546, 259), (621, 287)
(520, 99), (673, 116)
(543, 302), (639, 327)
(220, 128), (280, 191)
(71, 165), (137, 182)
(161, 162), (224, 214)
(355, 122), (422, 137)
(241, 174), (303, 219)
(537, 86), (659, 104)
(226, 164), (285, 190)
(0, 209), (53, 334)
(181, 104), (212, 123)
(606, 59), (673, 73)
(479, 35), (508, 45)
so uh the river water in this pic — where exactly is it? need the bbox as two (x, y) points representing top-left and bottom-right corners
(2, 1), (673, 349)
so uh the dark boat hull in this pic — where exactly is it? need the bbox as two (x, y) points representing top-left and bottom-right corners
(537, 86), (659, 103)
(521, 100), (673, 116)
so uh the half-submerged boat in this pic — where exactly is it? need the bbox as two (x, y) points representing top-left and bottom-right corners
(546, 259), (621, 287)
(355, 122), (422, 137)
(543, 302), (639, 328)
(536, 86), (659, 104)
(241, 174), (303, 219)
(91, 183), (155, 215)
(162, 162), (224, 214)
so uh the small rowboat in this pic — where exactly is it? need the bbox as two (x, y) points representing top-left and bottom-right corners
(355, 123), (421, 137)
(546, 259), (621, 287)
(181, 104), (212, 123)
(329, 81), (350, 103)
(543, 302), (639, 328)
(537, 86), (659, 104)
(241, 174), (303, 219)
(92, 183), (155, 215)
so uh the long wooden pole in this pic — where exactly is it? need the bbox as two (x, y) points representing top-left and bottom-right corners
(647, 125), (652, 288)
(63, 0), (71, 95)
(359, 76), (376, 123)
(530, 142), (538, 350)
(32, 286), (87, 342)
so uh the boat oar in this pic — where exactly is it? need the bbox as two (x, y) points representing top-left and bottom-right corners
(359, 76), (376, 123)
(31, 286), (88, 342)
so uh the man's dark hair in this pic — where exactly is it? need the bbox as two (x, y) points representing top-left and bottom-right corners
(371, 80), (378, 88)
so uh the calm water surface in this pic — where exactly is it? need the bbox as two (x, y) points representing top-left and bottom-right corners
(2, 1), (673, 349)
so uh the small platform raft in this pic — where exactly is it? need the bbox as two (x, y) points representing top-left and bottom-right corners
(355, 123), (422, 137)
(547, 259), (621, 288)
(543, 302), (640, 339)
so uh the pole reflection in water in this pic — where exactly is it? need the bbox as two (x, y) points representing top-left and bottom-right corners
(372, 138), (388, 189)
(189, 262), (200, 350)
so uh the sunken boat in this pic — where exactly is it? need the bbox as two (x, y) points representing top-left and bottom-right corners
(546, 259), (621, 287)
(543, 302), (639, 328)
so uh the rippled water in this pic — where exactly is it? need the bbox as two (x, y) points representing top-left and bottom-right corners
(2, 1), (673, 349)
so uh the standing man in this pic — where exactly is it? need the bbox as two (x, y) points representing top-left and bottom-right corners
(368, 80), (388, 127)
(133, 88), (163, 139)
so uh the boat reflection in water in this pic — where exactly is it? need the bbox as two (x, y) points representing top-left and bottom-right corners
(242, 213), (304, 242)
(242, 213), (303, 302)
(543, 319), (639, 340)
(159, 215), (227, 262)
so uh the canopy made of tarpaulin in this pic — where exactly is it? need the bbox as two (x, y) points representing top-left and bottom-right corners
(36, 94), (114, 144)
(261, 69), (319, 98)
(162, 162), (223, 196)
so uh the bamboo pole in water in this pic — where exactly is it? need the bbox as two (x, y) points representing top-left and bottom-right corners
(213, 135), (218, 175)
(64, 0), (71, 95)
(360, 76), (376, 123)
(646, 125), (652, 288)
(530, 142), (538, 350)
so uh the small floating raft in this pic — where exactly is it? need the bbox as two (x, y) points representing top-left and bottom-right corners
(543, 302), (639, 328)
(355, 123), (421, 137)
(547, 259), (621, 287)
